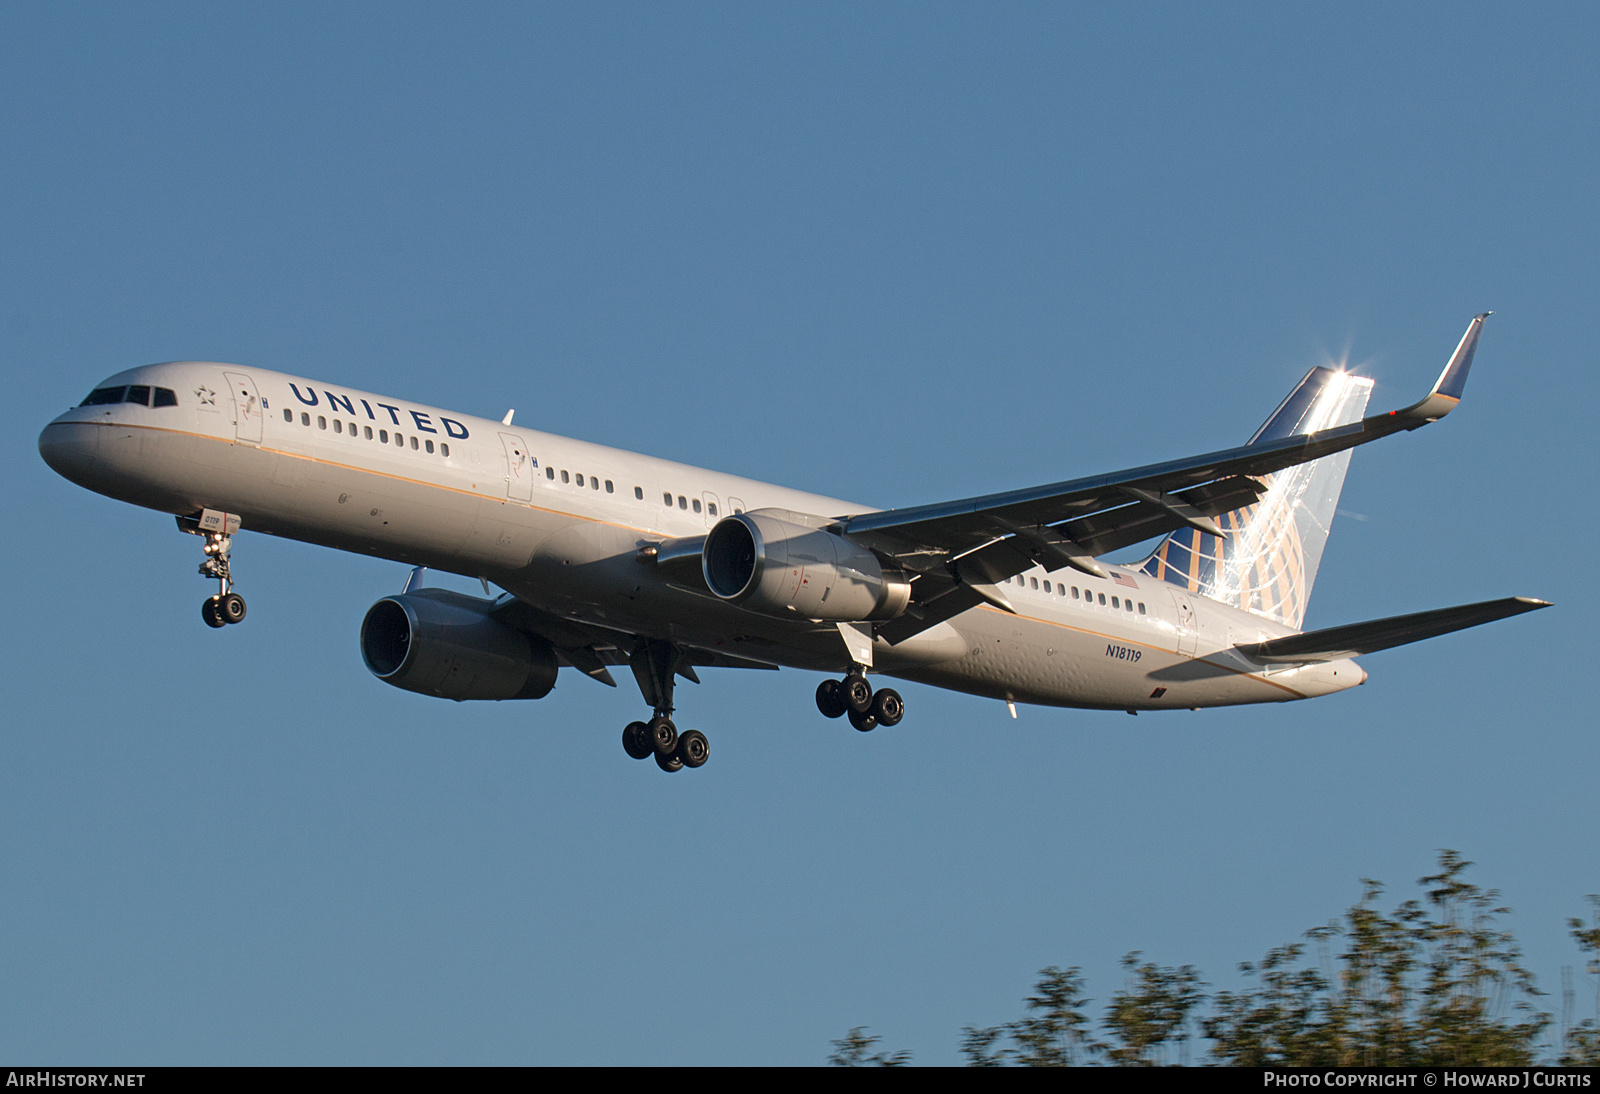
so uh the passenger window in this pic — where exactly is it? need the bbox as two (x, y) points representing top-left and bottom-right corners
(441, 443), (449, 457)
(663, 492), (673, 505)
(1043, 581), (1051, 593)
(1098, 593), (1106, 605)
(80, 387), (126, 406)
(678, 496), (687, 509)
(547, 467), (555, 479)
(302, 413), (310, 426)
(575, 473), (584, 487)
(395, 433), (404, 446)
(708, 503), (717, 516)
(635, 486), (643, 500)
(364, 426), (372, 439)
(284, 408), (293, 422)
(1126, 599), (1134, 612)
(349, 422), (357, 434)
(592, 478), (600, 490)
(379, 429), (388, 442)
(334, 420), (342, 433)
(1072, 587), (1080, 599)
(425, 439), (434, 453)
(410, 436), (418, 450)
(606, 480), (614, 493)
(318, 416), (327, 429)
(561, 470), (569, 483)
(1138, 602), (1146, 614)
(692, 499), (701, 513)
(153, 387), (178, 407)
(125, 385), (150, 406)
(1112, 596), (1119, 609)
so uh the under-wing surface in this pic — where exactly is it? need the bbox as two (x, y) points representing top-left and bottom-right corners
(38, 314), (1548, 772)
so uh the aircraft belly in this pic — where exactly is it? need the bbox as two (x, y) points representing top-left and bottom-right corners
(502, 542), (851, 674)
(79, 425), (561, 574)
(247, 457), (562, 573)
(896, 605), (1305, 711)
(494, 518), (973, 674)
(91, 422), (247, 514)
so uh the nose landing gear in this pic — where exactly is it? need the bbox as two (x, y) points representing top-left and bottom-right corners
(180, 510), (247, 628)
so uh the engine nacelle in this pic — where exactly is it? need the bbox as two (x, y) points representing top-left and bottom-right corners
(702, 509), (911, 622)
(360, 590), (559, 701)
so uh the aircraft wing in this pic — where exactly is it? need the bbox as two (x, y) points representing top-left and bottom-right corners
(1234, 596), (1550, 663)
(490, 594), (778, 690)
(841, 315), (1488, 589)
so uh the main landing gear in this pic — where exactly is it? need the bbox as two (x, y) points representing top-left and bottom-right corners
(198, 530), (246, 629)
(622, 718), (709, 773)
(621, 639), (710, 773)
(816, 670), (904, 732)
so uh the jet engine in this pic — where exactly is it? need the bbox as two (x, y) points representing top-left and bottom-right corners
(701, 509), (911, 622)
(360, 589), (559, 701)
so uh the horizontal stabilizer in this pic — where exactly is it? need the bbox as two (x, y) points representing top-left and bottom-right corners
(1235, 596), (1549, 663)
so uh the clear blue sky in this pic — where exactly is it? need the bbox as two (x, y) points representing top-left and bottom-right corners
(3, 2), (1596, 1065)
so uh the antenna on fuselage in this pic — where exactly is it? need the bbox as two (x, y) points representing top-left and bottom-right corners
(502, 409), (514, 425)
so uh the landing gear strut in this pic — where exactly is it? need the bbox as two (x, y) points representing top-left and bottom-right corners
(621, 639), (710, 772)
(195, 526), (246, 628)
(816, 670), (903, 732)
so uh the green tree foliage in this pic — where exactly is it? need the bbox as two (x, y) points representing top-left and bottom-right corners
(1562, 895), (1600, 1066)
(1012, 965), (1096, 1066)
(958, 965), (1094, 1066)
(826, 1026), (911, 1067)
(838, 852), (1593, 1066)
(1102, 951), (1206, 1065)
(959, 959), (1202, 1066)
(1206, 851), (1548, 1066)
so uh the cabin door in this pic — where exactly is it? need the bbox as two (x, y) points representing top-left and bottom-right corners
(1167, 590), (1200, 658)
(223, 372), (263, 446)
(499, 433), (534, 502)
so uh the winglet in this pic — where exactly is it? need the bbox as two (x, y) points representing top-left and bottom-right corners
(1394, 312), (1491, 425)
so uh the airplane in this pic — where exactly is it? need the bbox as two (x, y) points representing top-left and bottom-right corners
(38, 313), (1547, 772)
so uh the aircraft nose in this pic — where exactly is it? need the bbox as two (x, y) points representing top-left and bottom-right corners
(38, 421), (101, 488)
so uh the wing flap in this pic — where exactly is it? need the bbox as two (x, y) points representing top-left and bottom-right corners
(490, 595), (778, 677)
(1235, 596), (1549, 663)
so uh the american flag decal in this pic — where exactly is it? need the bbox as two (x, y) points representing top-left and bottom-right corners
(1112, 572), (1138, 589)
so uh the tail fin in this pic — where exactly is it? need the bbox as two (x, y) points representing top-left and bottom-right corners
(1139, 366), (1373, 628)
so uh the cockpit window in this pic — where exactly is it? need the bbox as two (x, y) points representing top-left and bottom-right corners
(78, 384), (179, 407)
(80, 386), (126, 406)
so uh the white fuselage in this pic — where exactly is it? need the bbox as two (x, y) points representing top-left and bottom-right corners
(38, 362), (1365, 711)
